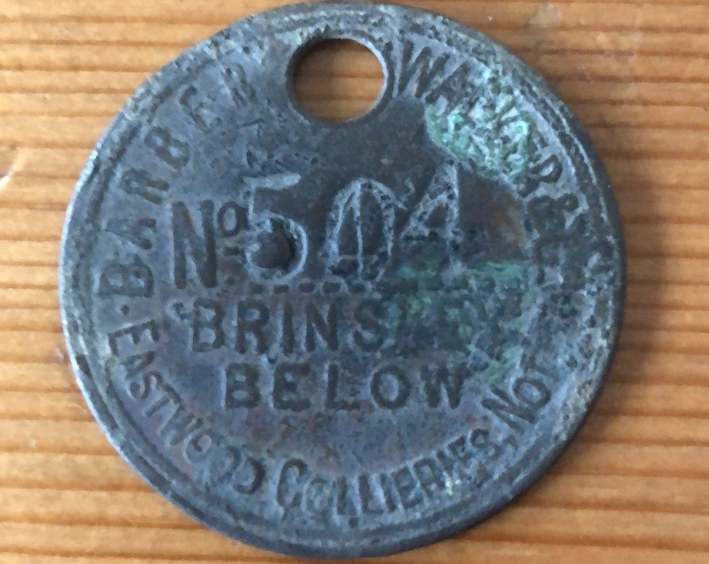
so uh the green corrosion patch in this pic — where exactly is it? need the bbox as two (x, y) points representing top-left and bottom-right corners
(384, 254), (536, 384)
(424, 68), (541, 183)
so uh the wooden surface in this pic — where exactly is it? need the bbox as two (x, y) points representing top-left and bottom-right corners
(1, 0), (709, 562)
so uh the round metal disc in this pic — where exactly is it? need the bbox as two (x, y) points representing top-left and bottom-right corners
(60, 2), (625, 558)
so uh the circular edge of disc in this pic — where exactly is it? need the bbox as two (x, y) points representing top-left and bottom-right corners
(58, 1), (627, 557)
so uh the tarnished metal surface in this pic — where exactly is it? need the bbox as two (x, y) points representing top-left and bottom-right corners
(60, 2), (625, 557)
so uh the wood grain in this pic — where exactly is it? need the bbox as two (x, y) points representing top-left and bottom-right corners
(1, 0), (708, 562)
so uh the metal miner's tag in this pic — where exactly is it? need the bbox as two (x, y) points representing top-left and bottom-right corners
(60, 2), (625, 557)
